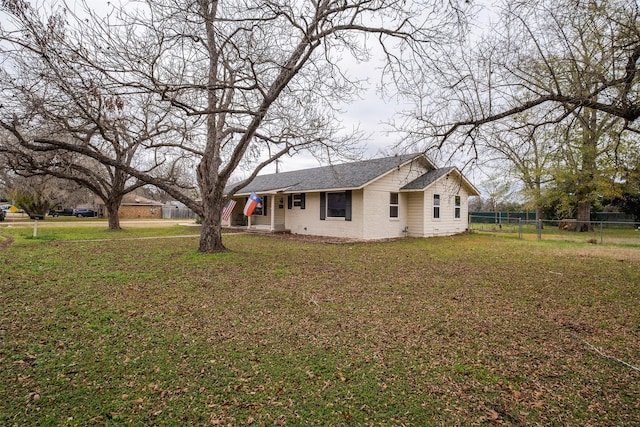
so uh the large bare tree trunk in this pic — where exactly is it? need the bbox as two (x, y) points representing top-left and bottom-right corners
(198, 193), (226, 253)
(2, 0), (456, 255)
(196, 147), (227, 253)
(535, 205), (543, 229)
(576, 200), (592, 232)
(104, 197), (122, 230)
(575, 107), (597, 233)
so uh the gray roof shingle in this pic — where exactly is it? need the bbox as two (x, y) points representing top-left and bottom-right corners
(401, 167), (456, 190)
(230, 153), (425, 194)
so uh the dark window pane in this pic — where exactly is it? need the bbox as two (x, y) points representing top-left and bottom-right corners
(327, 192), (346, 217)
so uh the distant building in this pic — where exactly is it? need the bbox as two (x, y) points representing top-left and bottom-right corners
(99, 194), (164, 219)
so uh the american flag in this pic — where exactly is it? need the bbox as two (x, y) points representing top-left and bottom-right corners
(221, 199), (237, 221)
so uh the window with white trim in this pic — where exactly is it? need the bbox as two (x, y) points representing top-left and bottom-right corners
(433, 194), (440, 219)
(389, 192), (399, 218)
(454, 195), (461, 219)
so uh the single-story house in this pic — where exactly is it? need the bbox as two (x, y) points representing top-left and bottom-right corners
(99, 194), (165, 219)
(223, 153), (480, 240)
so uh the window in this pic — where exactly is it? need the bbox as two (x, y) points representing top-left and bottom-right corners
(455, 195), (461, 219)
(389, 192), (399, 218)
(433, 194), (440, 219)
(327, 192), (347, 218)
(254, 201), (263, 216)
(253, 195), (268, 216)
(287, 193), (305, 209)
(320, 191), (352, 221)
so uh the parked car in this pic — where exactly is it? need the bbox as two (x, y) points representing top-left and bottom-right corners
(49, 208), (75, 217)
(0, 209), (5, 221)
(29, 213), (45, 220)
(73, 208), (97, 217)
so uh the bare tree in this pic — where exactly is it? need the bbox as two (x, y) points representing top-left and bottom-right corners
(2, 171), (66, 218)
(0, 0), (468, 252)
(398, 0), (639, 228)
(417, 0), (640, 141)
(0, 138), (147, 228)
(0, 2), (201, 229)
(479, 172), (516, 212)
(473, 117), (559, 221)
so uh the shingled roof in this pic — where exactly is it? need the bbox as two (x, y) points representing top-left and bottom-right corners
(401, 167), (456, 190)
(401, 166), (480, 196)
(230, 153), (431, 195)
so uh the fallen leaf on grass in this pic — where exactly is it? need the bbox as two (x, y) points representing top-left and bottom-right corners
(487, 409), (500, 421)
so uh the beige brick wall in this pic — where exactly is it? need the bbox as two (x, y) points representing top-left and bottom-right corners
(103, 205), (163, 219)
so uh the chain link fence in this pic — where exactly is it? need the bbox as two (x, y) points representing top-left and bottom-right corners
(469, 215), (640, 245)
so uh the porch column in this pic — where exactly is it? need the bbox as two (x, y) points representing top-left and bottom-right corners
(270, 194), (275, 231)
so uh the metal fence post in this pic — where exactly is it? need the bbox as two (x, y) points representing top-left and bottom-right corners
(600, 221), (603, 244)
(518, 218), (522, 239)
(537, 219), (542, 240)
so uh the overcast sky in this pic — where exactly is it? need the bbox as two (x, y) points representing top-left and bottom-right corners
(3, 1), (493, 181)
(263, 1), (497, 174)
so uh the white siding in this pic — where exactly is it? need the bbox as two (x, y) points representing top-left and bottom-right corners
(285, 186), (409, 240)
(284, 191), (364, 239)
(272, 196), (286, 230)
(406, 192), (424, 237)
(421, 178), (470, 236)
(360, 160), (430, 239)
(227, 158), (475, 240)
(250, 213), (270, 227)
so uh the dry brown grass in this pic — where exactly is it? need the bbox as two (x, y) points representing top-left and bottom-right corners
(0, 230), (638, 426)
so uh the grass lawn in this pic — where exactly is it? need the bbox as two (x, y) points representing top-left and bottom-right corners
(1, 227), (639, 426)
(471, 221), (640, 246)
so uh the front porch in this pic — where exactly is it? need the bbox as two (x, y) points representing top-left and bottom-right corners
(224, 194), (287, 233)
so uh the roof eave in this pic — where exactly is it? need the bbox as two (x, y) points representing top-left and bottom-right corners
(234, 187), (292, 196)
(236, 185), (368, 196)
